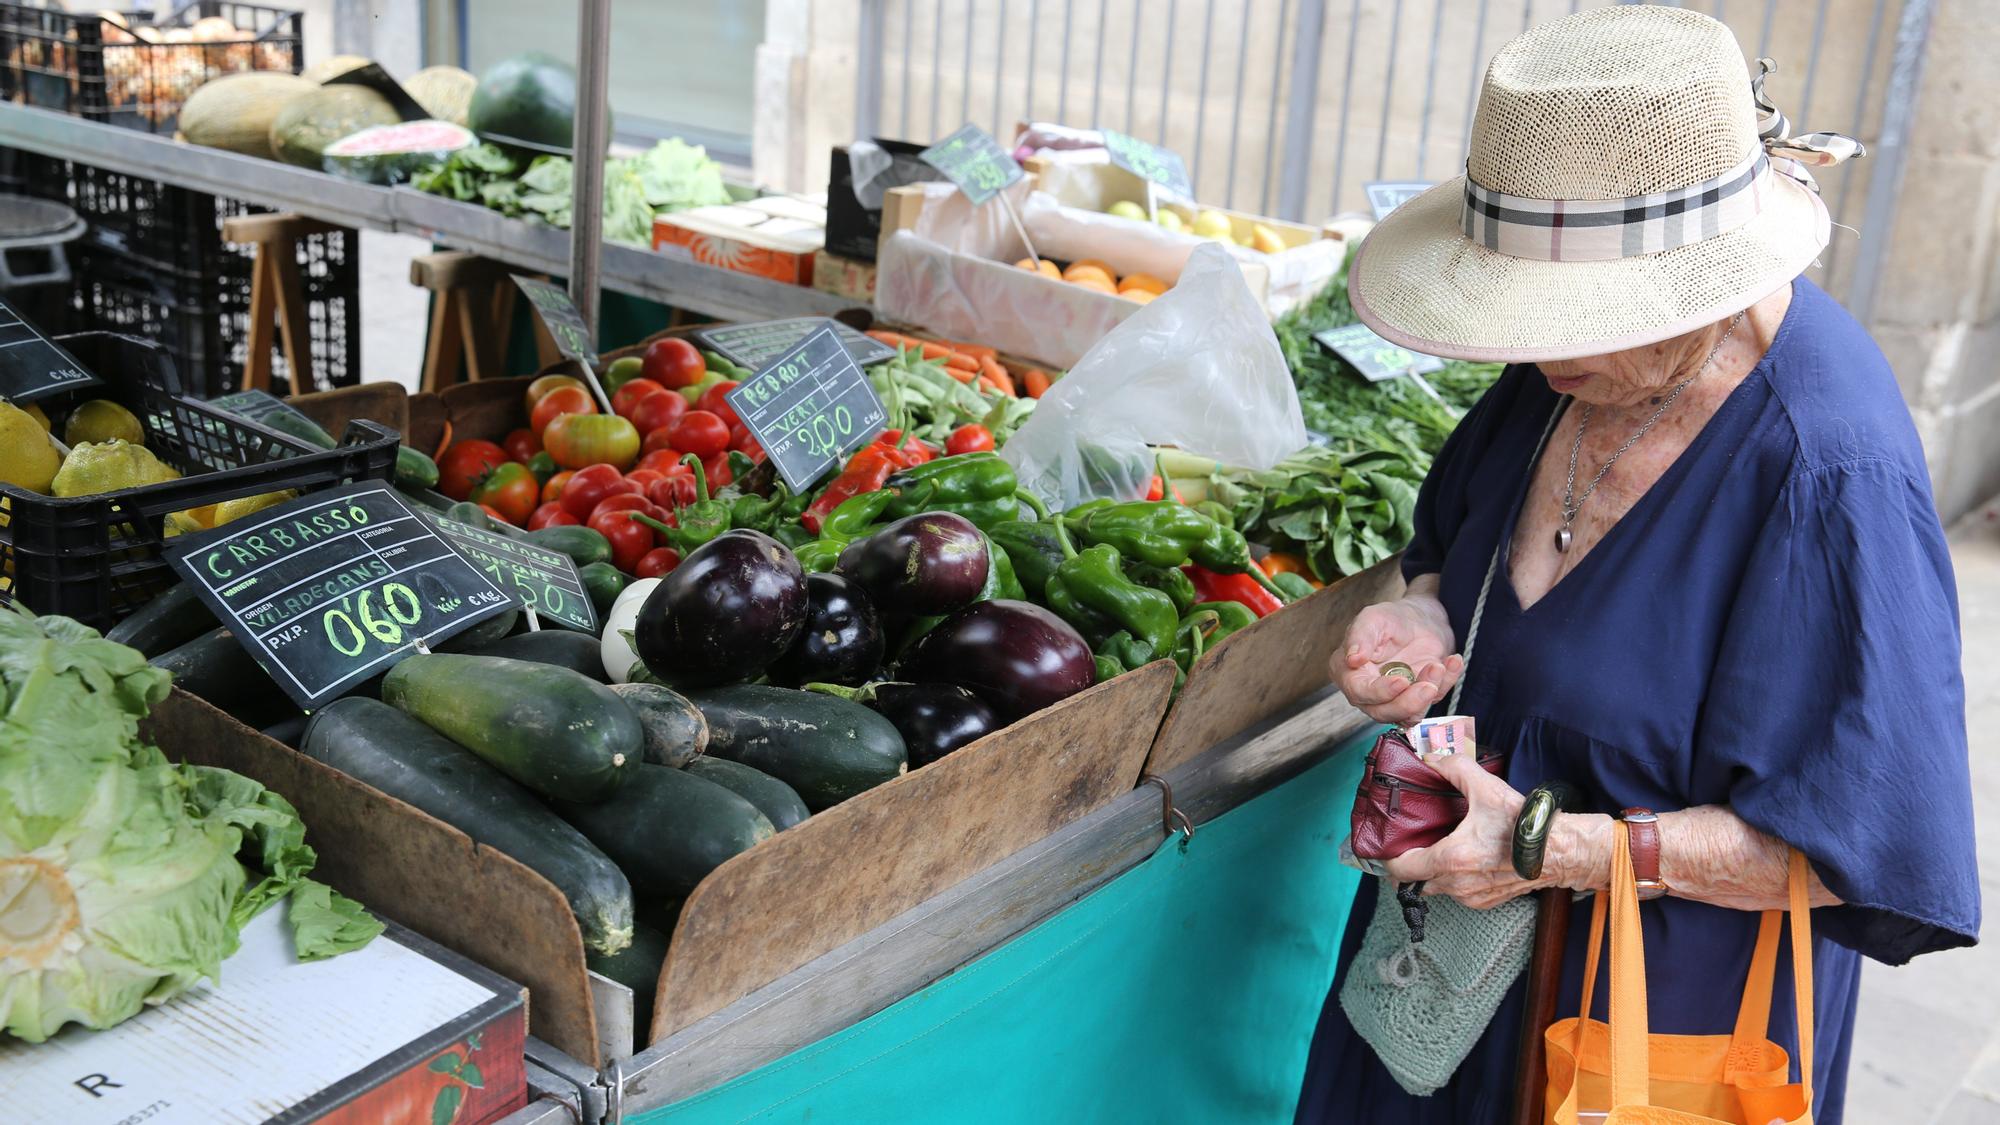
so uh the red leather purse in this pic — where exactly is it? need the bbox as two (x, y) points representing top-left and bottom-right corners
(1349, 728), (1504, 861)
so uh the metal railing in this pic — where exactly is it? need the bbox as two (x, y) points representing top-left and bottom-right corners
(854, 0), (1933, 318)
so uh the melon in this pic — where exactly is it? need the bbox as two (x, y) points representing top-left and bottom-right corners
(269, 84), (401, 168)
(301, 54), (373, 84)
(180, 71), (316, 159)
(469, 51), (607, 151)
(323, 120), (475, 184)
(405, 65), (477, 126)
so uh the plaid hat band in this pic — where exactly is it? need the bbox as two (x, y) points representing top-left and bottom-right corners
(1460, 147), (1771, 263)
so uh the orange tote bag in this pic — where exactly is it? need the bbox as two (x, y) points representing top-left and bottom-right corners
(1544, 827), (1815, 1125)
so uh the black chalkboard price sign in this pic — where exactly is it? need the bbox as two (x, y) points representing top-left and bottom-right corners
(919, 123), (1024, 206)
(1099, 128), (1194, 203)
(725, 321), (889, 492)
(164, 482), (517, 710)
(1313, 322), (1445, 383)
(0, 297), (100, 404)
(693, 318), (896, 373)
(425, 512), (598, 634)
(512, 275), (598, 368)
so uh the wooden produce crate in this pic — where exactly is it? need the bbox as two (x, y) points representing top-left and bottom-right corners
(652, 195), (829, 287)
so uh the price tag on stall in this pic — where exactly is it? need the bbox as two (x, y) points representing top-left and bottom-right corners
(1099, 128), (1194, 202)
(0, 296), (99, 403)
(209, 388), (327, 444)
(164, 482), (516, 710)
(693, 317), (896, 372)
(725, 320), (889, 493)
(512, 275), (598, 368)
(424, 512), (598, 634)
(1314, 322), (1445, 382)
(1363, 181), (1434, 220)
(919, 123), (1025, 207)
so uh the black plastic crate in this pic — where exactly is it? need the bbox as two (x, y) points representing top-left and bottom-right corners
(0, 2), (302, 134)
(0, 332), (397, 630)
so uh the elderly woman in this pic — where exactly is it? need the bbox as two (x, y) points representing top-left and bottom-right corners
(1295, 8), (1979, 1125)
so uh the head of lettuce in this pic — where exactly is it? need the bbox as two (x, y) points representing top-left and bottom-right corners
(0, 604), (379, 1042)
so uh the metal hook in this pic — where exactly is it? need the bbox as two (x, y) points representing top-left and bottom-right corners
(1140, 774), (1194, 841)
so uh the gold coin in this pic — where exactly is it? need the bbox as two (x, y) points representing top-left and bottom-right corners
(1379, 661), (1415, 681)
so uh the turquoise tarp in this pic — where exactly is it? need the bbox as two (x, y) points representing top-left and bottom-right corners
(635, 730), (1373, 1124)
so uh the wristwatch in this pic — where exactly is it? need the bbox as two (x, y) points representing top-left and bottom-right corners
(1618, 808), (1669, 900)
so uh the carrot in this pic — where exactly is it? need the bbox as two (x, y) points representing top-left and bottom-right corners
(937, 338), (998, 361)
(432, 419), (454, 460)
(866, 329), (918, 348)
(1022, 368), (1052, 398)
(943, 364), (977, 385)
(975, 372), (1005, 395)
(979, 356), (1015, 396)
(941, 351), (980, 374)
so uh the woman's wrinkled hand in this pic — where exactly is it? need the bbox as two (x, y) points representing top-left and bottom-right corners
(1383, 751), (1540, 909)
(1331, 595), (1464, 724)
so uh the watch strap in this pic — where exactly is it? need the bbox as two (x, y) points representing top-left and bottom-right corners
(1619, 807), (1668, 900)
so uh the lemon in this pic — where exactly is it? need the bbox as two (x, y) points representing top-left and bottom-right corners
(1107, 200), (1148, 221)
(1251, 222), (1286, 254)
(50, 440), (180, 497)
(175, 502), (221, 529)
(212, 489), (297, 527)
(16, 401), (49, 432)
(1153, 208), (1185, 233)
(1192, 209), (1235, 240)
(65, 399), (145, 447)
(0, 402), (61, 494)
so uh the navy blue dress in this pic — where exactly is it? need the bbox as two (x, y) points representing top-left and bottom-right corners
(1296, 279), (1980, 1125)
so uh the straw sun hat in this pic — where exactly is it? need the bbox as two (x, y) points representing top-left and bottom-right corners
(1350, 5), (1864, 363)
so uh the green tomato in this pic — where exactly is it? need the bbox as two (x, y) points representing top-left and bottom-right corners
(601, 355), (646, 393)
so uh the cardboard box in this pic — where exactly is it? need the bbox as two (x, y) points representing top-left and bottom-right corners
(652, 198), (827, 286)
(812, 249), (878, 303)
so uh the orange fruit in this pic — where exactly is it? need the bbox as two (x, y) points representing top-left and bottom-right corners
(1069, 258), (1114, 275)
(1120, 288), (1158, 305)
(1069, 275), (1118, 294)
(1016, 257), (1060, 278)
(1118, 272), (1168, 296)
(1063, 264), (1115, 288)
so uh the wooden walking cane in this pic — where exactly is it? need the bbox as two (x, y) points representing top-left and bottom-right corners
(1510, 887), (1574, 1125)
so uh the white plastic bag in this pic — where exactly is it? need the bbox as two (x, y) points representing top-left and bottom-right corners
(1001, 243), (1308, 509)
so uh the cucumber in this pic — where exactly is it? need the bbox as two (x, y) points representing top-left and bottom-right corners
(445, 500), (495, 530)
(688, 684), (907, 811)
(150, 627), (273, 716)
(105, 582), (216, 656)
(556, 763), (774, 899)
(466, 629), (606, 678)
(607, 682), (707, 767)
(580, 561), (628, 616)
(684, 756), (809, 831)
(259, 713), (309, 748)
(382, 654), (641, 803)
(302, 697), (635, 955)
(440, 607), (519, 651)
(526, 525), (613, 568)
(395, 446), (440, 490)
(587, 922), (669, 1021)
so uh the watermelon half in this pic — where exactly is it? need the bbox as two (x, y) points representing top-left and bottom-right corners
(323, 120), (476, 185)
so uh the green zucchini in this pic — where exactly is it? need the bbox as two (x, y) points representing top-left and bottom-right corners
(444, 500), (495, 530)
(395, 446), (440, 490)
(150, 627), (273, 717)
(259, 713), (309, 748)
(688, 684), (907, 811)
(587, 922), (668, 1020)
(580, 562), (628, 615)
(439, 607), (520, 651)
(465, 629), (606, 678)
(684, 756), (809, 831)
(302, 697), (635, 955)
(607, 682), (707, 767)
(526, 525), (613, 568)
(105, 582), (216, 656)
(555, 763), (774, 899)
(382, 654), (641, 803)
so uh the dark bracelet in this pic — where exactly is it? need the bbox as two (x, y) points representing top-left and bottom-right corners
(1512, 781), (1581, 881)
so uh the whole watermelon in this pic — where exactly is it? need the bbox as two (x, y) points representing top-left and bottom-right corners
(468, 51), (610, 152)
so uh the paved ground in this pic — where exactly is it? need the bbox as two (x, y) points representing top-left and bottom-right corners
(1846, 500), (2000, 1124)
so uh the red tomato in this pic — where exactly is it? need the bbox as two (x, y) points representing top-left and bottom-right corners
(438, 440), (508, 501)
(740, 438), (766, 463)
(612, 378), (669, 418)
(531, 386), (595, 436)
(544, 413), (641, 471)
(696, 381), (740, 426)
(468, 460), (540, 526)
(623, 468), (668, 493)
(524, 374), (587, 415)
(588, 509), (655, 573)
(589, 492), (653, 523)
(628, 390), (687, 437)
(641, 337), (706, 389)
(647, 473), (697, 511)
(502, 427), (541, 463)
(634, 547), (681, 579)
(946, 424), (995, 455)
(542, 469), (574, 503)
(560, 463), (637, 521)
(527, 501), (579, 530)
(701, 452), (733, 489)
(668, 411), (731, 460)
(478, 504), (510, 525)
(634, 448), (685, 475)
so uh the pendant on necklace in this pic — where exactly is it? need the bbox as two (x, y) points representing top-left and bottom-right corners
(1555, 526), (1573, 553)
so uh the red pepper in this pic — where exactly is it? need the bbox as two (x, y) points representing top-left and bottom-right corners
(801, 444), (902, 534)
(1182, 563), (1284, 618)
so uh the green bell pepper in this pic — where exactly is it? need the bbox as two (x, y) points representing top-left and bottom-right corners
(792, 490), (898, 572)
(882, 452), (1018, 521)
(772, 521), (816, 550)
(988, 519), (1065, 600)
(1185, 600), (1256, 647)
(631, 454), (730, 554)
(1095, 630), (1157, 672)
(1066, 500), (1216, 569)
(1270, 571), (1316, 601)
(986, 535), (1026, 602)
(1094, 653), (1126, 683)
(1126, 561), (1198, 615)
(1044, 519), (1179, 663)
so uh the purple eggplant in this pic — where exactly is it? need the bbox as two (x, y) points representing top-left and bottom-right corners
(897, 599), (1094, 721)
(836, 512), (988, 616)
(768, 573), (885, 688)
(636, 529), (807, 687)
(865, 682), (1000, 767)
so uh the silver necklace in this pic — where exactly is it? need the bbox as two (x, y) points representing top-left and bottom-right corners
(1554, 311), (1745, 553)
